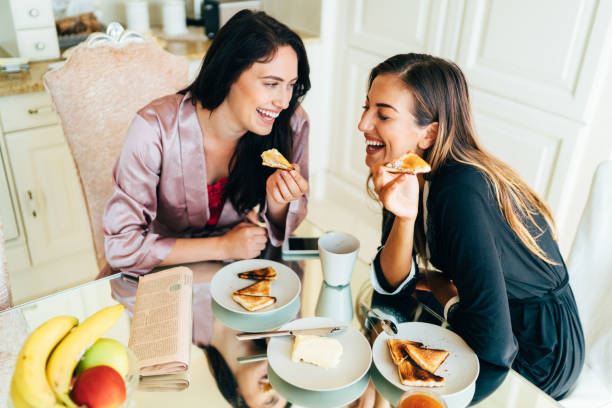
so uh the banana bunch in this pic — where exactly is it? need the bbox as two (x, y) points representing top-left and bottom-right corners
(10, 304), (125, 408)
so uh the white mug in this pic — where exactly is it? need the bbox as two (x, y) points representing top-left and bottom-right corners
(318, 232), (360, 287)
(315, 282), (353, 323)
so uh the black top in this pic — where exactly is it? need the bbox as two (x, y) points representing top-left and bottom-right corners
(374, 161), (584, 400)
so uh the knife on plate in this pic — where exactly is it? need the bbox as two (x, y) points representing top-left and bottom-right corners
(236, 326), (347, 341)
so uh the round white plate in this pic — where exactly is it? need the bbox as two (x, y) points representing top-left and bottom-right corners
(210, 259), (301, 315)
(372, 322), (479, 396)
(267, 317), (372, 392)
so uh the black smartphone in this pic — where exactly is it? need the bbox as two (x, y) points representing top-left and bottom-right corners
(282, 237), (319, 256)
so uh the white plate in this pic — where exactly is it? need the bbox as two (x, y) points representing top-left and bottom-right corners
(372, 322), (479, 396)
(210, 259), (301, 315)
(267, 317), (372, 392)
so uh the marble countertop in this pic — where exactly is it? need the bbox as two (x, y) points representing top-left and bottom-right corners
(0, 26), (319, 98)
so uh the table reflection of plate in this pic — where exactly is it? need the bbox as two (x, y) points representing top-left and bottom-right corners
(372, 322), (479, 397)
(211, 296), (300, 332)
(210, 259), (300, 315)
(267, 317), (372, 392)
(268, 364), (370, 408)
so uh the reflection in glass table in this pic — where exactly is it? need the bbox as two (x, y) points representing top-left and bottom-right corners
(0, 249), (561, 408)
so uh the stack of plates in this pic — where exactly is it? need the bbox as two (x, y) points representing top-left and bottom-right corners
(210, 259), (301, 332)
(267, 317), (372, 408)
(371, 322), (479, 408)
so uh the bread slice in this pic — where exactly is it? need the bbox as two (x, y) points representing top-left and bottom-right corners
(404, 343), (449, 374)
(397, 358), (445, 387)
(237, 267), (277, 281)
(261, 148), (294, 171)
(384, 152), (431, 174)
(235, 280), (271, 297)
(231, 293), (276, 312)
(387, 339), (423, 365)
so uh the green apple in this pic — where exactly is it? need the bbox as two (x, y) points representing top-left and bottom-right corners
(75, 338), (129, 377)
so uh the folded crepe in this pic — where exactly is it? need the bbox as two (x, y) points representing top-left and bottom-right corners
(397, 357), (445, 387)
(261, 148), (294, 171)
(384, 152), (431, 174)
(231, 293), (276, 312)
(387, 339), (423, 365)
(238, 267), (277, 281)
(404, 342), (449, 374)
(234, 279), (271, 297)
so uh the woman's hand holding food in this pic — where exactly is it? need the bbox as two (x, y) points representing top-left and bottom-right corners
(372, 164), (420, 221)
(221, 221), (268, 259)
(265, 163), (309, 227)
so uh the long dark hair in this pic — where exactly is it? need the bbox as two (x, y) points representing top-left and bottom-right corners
(180, 10), (310, 215)
(367, 54), (557, 263)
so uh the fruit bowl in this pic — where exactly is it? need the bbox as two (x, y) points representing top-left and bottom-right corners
(9, 345), (139, 408)
(121, 345), (140, 408)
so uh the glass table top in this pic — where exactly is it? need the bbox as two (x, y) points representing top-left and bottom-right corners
(0, 227), (561, 408)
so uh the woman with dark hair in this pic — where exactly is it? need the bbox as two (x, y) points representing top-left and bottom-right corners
(362, 53), (584, 401)
(103, 10), (310, 271)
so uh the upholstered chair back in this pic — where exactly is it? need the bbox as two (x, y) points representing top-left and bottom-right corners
(44, 27), (189, 276)
(562, 160), (612, 405)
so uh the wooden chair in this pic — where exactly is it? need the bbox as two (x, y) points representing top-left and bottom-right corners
(44, 23), (189, 278)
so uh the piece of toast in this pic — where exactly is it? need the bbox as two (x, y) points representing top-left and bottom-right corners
(261, 148), (294, 171)
(231, 293), (276, 312)
(234, 279), (271, 297)
(397, 357), (445, 387)
(384, 152), (431, 174)
(387, 339), (423, 365)
(404, 342), (450, 374)
(237, 267), (277, 281)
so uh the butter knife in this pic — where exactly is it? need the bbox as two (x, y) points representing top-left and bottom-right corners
(236, 326), (347, 341)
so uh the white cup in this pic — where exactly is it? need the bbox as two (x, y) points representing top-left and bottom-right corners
(315, 282), (353, 323)
(125, 0), (150, 34)
(162, 0), (188, 36)
(318, 232), (360, 287)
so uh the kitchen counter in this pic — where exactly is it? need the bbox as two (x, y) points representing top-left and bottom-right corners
(0, 26), (320, 98)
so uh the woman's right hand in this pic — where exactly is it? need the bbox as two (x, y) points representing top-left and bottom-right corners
(221, 222), (268, 259)
(371, 164), (420, 221)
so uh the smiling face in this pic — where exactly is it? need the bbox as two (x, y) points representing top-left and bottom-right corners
(358, 73), (437, 169)
(224, 45), (298, 136)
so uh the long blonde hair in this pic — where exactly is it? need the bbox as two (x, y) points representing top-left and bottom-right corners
(368, 54), (557, 264)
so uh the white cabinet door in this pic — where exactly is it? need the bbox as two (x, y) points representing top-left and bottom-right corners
(5, 124), (91, 265)
(311, 0), (612, 257)
(0, 150), (19, 242)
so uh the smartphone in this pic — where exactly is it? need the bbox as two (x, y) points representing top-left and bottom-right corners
(282, 237), (320, 258)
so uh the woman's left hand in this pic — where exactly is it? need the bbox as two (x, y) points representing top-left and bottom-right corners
(265, 163), (309, 208)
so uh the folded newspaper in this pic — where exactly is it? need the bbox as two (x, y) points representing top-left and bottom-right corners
(129, 266), (193, 391)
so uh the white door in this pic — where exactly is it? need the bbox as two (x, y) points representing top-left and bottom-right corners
(309, 0), (612, 258)
(5, 124), (92, 265)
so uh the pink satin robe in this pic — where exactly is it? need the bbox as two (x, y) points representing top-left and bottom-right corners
(103, 92), (309, 273)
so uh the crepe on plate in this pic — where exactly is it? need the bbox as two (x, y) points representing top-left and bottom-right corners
(384, 152), (431, 174)
(261, 148), (294, 171)
(234, 279), (271, 297)
(231, 293), (276, 312)
(237, 266), (277, 281)
(387, 339), (448, 387)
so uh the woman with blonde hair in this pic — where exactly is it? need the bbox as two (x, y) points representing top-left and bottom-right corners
(362, 53), (584, 400)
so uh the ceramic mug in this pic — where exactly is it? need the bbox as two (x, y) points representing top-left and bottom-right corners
(318, 232), (360, 287)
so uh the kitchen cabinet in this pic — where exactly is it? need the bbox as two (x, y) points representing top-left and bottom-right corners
(0, 91), (93, 271)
